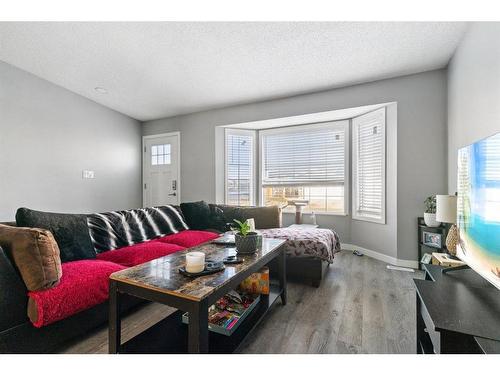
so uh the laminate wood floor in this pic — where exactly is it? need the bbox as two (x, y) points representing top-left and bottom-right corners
(59, 251), (423, 354)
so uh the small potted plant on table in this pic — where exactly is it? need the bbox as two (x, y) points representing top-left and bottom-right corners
(232, 219), (259, 254)
(424, 195), (441, 227)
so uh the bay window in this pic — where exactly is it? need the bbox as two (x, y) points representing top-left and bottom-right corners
(223, 108), (387, 220)
(260, 121), (349, 214)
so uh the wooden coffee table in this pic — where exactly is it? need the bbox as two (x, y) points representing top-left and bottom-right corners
(108, 238), (286, 354)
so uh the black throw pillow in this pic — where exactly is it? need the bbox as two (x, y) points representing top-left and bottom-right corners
(15, 208), (96, 262)
(180, 201), (211, 230)
(208, 204), (229, 232)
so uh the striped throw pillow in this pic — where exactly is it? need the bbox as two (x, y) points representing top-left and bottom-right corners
(87, 206), (189, 253)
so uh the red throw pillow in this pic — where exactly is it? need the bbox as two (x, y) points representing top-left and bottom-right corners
(158, 230), (219, 248)
(96, 240), (185, 267)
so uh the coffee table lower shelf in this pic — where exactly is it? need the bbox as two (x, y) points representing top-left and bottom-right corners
(119, 285), (283, 354)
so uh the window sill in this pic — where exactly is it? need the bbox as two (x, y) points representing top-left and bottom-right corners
(352, 216), (386, 225)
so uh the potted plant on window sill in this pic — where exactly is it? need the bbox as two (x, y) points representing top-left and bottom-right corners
(232, 219), (259, 254)
(424, 195), (441, 227)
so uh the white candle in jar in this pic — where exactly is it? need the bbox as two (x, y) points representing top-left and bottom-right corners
(185, 251), (205, 273)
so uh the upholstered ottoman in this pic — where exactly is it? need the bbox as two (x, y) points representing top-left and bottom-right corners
(259, 227), (341, 287)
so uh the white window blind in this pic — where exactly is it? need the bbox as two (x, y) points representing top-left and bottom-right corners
(481, 132), (500, 182)
(479, 133), (500, 222)
(457, 147), (471, 224)
(352, 108), (386, 223)
(261, 122), (346, 187)
(225, 129), (255, 206)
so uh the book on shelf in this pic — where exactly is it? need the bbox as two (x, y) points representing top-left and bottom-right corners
(182, 290), (260, 336)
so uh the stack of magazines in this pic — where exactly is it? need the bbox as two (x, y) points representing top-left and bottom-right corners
(183, 289), (260, 335)
(208, 290), (258, 330)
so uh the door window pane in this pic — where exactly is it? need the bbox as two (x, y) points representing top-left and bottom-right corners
(151, 144), (171, 165)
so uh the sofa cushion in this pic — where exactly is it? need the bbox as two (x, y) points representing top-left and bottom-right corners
(27, 259), (126, 328)
(217, 205), (282, 229)
(180, 201), (211, 230)
(87, 206), (189, 253)
(159, 230), (219, 248)
(0, 224), (62, 291)
(96, 240), (185, 267)
(0, 246), (30, 333)
(207, 204), (228, 232)
(16, 208), (96, 262)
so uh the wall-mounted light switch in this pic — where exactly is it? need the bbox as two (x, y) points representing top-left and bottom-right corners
(82, 170), (95, 179)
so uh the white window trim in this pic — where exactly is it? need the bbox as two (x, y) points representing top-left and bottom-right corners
(258, 120), (350, 216)
(352, 108), (386, 224)
(224, 128), (257, 206)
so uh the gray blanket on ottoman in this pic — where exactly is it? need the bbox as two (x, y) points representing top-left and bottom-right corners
(259, 227), (341, 263)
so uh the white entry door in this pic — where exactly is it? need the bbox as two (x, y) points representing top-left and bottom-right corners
(143, 133), (180, 207)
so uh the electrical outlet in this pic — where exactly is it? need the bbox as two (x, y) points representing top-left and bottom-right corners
(82, 170), (95, 179)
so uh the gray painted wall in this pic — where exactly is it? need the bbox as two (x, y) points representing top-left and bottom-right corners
(0, 62), (142, 221)
(448, 23), (500, 192)
(143, 69), (448, 262)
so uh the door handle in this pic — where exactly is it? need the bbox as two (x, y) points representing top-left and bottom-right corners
(168, 192), (177, 196)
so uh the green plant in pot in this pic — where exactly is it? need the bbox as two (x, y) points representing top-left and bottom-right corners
(231, 219), (259, 254)
(424, 195), (441, 227)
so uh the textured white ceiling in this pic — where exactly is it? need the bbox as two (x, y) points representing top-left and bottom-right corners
(0, 22), (467, 121)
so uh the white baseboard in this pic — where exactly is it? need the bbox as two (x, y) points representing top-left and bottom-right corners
(341, 243), (419, 269)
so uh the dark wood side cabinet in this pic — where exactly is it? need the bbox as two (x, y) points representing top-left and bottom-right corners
(415, 264), (500, 354)
(417, 217), (449, 270)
